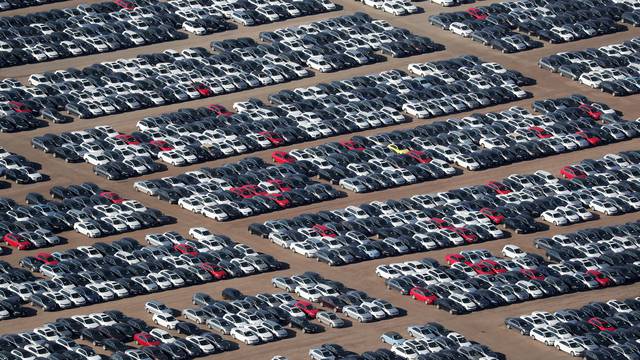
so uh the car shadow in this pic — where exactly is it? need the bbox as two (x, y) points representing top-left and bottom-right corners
(1, 246), (12, 256)
(20, 307), (37, 317)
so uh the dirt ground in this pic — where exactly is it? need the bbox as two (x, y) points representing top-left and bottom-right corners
(0, 0), (639, 359)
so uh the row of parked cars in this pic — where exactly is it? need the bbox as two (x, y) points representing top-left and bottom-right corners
(0, 146), (47, 185)
(146, 274), (400, 348)
(539, 37), (640, 96)
(135, 156), (345, 221)
(378, 323), (504, 360)
(167, 0), (338, 33)
(0, 0), (339, 69)
(429, 5), (543, 53)
(506, 297), (640, 359)
(306, 320), (505, 359)
(354, 0), (420, 16)
(1, 309), (236, 360)
(27, 53), (530, 170)
(269, 94), (633, 195)
(181, 286), (354, 345)
(430, 0), (630, 53)
(378, 228), (640, 315)
(0, 0), (65, 12)
(1, 12), (438, 132)
(249, 150), (640, 266)
(0, 183), (171, 246)
(32, 125), (167, 181)
(256, 12), (442, 65)
(270, 272), (401, 324)
(0, 0), (192, 69)
(6, 226), (283, 318)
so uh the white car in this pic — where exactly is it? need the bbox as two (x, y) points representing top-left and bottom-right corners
(231, 327), (260, 345)
(150, 328), (175, 343)
(83, 153), (109, 165)
(316, 311), (345, 328)
(530, 327), (558, 346)
(501, 244), (527, 259)
(382, 1), (407, 15)
(290, 242), (318, 258)
(202, 206), (229, 221)
(158, 150), (186, 166)
(152, 313), (180, 330)
(309, 348), (337, 360)
(449, 22), (472, 37)
(431, 0), (456, 6)
(73, 222), (101, 238)
(454, 155), (480, 170)
(182, 21), (207, 35)
(307, 56), (332, 72)
(186, 335), (216, 354)
(376, 265), (401, 279)
(343, 305), (374, 322)
(541, 209), (568, 226)
(295, 286), (322, 302)
(554, 339), (585, 357)
(188, 227), (215, 240)
(589, 199), (619, 215)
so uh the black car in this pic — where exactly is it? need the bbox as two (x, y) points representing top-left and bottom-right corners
(289, 316), (323, 333)
(101, 338), (130, 352)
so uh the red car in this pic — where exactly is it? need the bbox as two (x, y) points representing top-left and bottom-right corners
(405, 150), (432, 164)
(3, 233), (31, 250)
(520, 269), (545, 281)
(340, 140), (365, 151)
(529, 126), (553, 139)
(244, 185), (268, 196)
(8, 101), (32, 113)
(207, 104), (233, 116)
(479, 208), (505, 224)
(560, 166), (587, 180)
(467, 7), (488, 20)
(576, 131), (601, 145)
(259, 131), (284, 146)
(431, 218), (456, 231)
(174, 243), (198, 256)
(267, 179), (291, 192)
(230, 186), (254, 199)
(266, 193), (290, 208)
(578, 104), (602, 120)
(194, 83), (212, 97)
(35, 253), (58, 265)
(454, 228), (477, 243)
(480, 259), (506, 273)
(587, 317), (616, 331)
(586, 270), (611, 287)
(115, 134), (140, 145)
(312, 224), (337, 238)
(133, 332), (160, 346)
(471, 263), (495, 275)
(114, 0), (136, 10)
(409, 287), (437, 304)
(294, 300), (320, 319)
(486, 181), (511, 195)
(444, 253), (468, 265)
(199, 263), (228, 280)
(99, 191), (125, 204)
(149, 140), (174, 151)
(271, 151), (296, 164)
